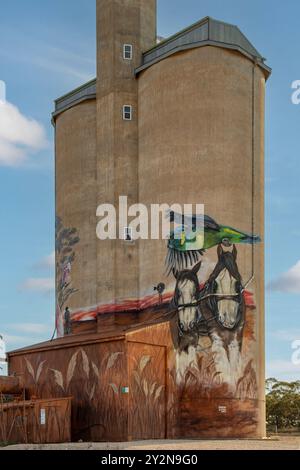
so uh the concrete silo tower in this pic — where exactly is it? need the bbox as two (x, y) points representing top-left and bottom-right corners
(54, 0), (156, 331)
(136, 17), (271, 438)
(50, 2), (271, 439)
(96, 0), (157, 307)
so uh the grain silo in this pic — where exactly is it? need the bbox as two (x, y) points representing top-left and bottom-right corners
(7, 1), (271, 441)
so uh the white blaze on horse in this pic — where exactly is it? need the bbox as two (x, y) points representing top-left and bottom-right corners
(172, 261), (206, 381)
(172, 261), (203, 353)
(199, 245), (245, 387)
(172, 245), (246, 388)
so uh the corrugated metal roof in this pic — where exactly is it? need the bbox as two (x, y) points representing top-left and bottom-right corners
(136, 16), (271, 76)
(7, 315), (173, 356)
(52, 16), (271, 119)
(52, 78), (96, 121)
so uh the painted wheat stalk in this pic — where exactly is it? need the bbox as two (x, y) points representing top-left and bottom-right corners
(81, 349), (90, 378)
(50, 369), (65, 392)
(24, 357), (47, 393)
(50, 350), (79, 393)
(66, 351), (79, 390)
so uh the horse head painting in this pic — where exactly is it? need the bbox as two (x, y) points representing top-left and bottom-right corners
(199, 244), (246, 386)
(172, 244), (247, 388)
(200, 244), (245, 342)
(171, 261), (204, 352)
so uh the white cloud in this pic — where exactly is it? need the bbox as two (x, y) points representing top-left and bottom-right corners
(270, 329), (300, 342)
(1, 334), (49, 352)
(267, 260), (300, 294)
(0, 80), (5, 101)
(34, 251), (55, 269)
(2, 334), (39, 347)
(20, 277), (55, 293)
(0, 99), (47, 167)
(266, 359), (300, 380)
(265, 176), (278, 184)
(5, 323), (52, 335)
(1, 320), (53, 353)
(0, 41), (95, 83)
(30, 48), (94, 82)
(45, 251), (55, 267)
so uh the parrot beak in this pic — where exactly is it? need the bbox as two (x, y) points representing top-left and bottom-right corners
(241, 234), (261, 244)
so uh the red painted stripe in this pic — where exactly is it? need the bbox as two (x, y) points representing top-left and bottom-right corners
(71, 287), (255, 322)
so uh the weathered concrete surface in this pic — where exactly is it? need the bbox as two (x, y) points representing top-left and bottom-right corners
(55, 0), (157, 312)
(138, 45), (267, 437)
(55, 100), (97, 311)
(2, 436), (300, 451)
(50, 2), (269, 442)
(96, 0), (156, 305)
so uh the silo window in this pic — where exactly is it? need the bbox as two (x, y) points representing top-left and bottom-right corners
(123, 44), (133, 60)
(123, 105), (132, 121)
(124, 227), (133, 242)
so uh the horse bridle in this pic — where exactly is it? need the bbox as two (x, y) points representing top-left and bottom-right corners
(176, 275), (253, 307)
(202, 280), (244, 330)
(174, 276), (253, 332)
(173, 294), (203, 336)
(176, 293), (240, 309)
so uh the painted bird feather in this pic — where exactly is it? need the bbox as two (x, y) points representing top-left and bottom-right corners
(165, 211), (260, 274)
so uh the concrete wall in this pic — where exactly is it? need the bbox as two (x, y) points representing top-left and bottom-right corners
(54, 8), (268, 437)
(96, 0), (156, 305)
(138, 46), (266, 437)
(55, 0), (157, 315)
(138, 45), (265, 297)
(55, 100), (97, 313)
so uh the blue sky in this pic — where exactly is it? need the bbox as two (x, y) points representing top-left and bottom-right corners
(0, 0), (299, 381)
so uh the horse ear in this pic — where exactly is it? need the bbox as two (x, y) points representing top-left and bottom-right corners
(217, 244), (223, 258)
(192, 261), (202, 275)
(232, 244), (237, 260)
(172, 268), (179, 279)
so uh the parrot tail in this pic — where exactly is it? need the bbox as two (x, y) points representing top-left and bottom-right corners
(165, 248), (204, 276)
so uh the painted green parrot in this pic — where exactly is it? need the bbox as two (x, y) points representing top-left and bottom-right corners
(166, 212), (261, 273)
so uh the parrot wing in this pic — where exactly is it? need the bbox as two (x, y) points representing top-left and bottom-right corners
(166, 210), (220, 231)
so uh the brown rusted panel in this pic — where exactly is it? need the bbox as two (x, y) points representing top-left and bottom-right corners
(0, 376), (21, 394)
(7, 312), (261, 441)
(179, 398), (259, 438)
(114, 312), (140, 326)
(0, 398), (71, 444)
(172, 302), (263, 438)
(127, 319), (179, 438)
(127, 342), (166, 440)
(8, 339), (128, 442)
(71, 320), (97, 335)
(127, 318), (174, 347)
(97, 313), (116, 332)
(96, 306), (174, 335)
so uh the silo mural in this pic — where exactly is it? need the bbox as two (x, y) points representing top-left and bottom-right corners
(8, 2), (271, 441)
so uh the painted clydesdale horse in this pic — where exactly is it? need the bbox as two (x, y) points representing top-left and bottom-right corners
(172, 245), (245, 359)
